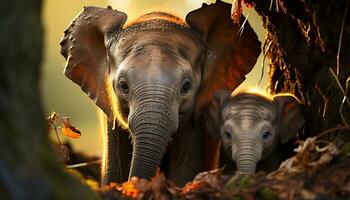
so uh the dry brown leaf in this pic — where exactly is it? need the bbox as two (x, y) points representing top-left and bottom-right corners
(61, 117), (81, 139)
(111, 174), (179, 199)
(52, 143), (70, 162)
(269, 137), (339, 179)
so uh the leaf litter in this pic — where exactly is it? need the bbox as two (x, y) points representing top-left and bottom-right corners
(98, 136), (350, 200)
(46, 111), (350, 199)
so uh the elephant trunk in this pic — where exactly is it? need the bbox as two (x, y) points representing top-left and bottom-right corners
(234, 140), (259, 175)
(128, 85), (177, 180)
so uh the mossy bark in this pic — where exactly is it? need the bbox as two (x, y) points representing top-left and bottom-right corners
(0, 0), (99, 199)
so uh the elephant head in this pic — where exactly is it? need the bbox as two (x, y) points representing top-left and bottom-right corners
(206, 90), (305, 175)
(60, 1), (261, 180)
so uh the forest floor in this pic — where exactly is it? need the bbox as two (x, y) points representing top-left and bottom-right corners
(56, 129), (350, 200)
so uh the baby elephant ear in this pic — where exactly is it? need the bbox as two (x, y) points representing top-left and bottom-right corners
(205, 90), (231, 139)
(186, 0), (261, 120)
(273, 95), (305, 143)
(60, 6), (127, 119)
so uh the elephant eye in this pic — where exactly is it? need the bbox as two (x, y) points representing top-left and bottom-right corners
(180, 79), (192, 95)
(223, 130), (232, 141)
(118, 79), (129, 94)
(262, 131), (270, 141)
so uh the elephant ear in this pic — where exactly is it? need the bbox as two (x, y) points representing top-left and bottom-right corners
(205, 90), (232, 139)
(186, 0), (261, 121)
(273, 95), (305, 143)
(205, 90), (231, 139)
(60, 6), (127, 119)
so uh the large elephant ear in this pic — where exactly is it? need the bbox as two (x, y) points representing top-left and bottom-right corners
(205, 90), (231, 139)
(273, 95), (305, 143)
(186, 0), (261, 120)
(60, 6), (127, 119)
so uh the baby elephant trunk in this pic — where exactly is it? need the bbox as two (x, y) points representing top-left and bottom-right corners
(128, 86), (177, 180)
(234, 139), (259, 175)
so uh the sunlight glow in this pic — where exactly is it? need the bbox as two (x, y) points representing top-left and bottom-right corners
(232, 87), (299, 102)
(106, 76), (129, 130)
(99, 108), (108, 179)
(232, 87), (272, 99)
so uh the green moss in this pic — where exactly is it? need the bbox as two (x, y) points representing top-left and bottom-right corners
(239, 177), (254, 187)
(256, 187), (279, 200)
(226, 175), (255, 191)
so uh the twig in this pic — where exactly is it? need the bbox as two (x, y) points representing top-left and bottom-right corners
(269, 0), (279, 12)
(329, 68), (350, 106)
(316, 125), (350, 139)
(53, 124), (62, 146)
(315, 85), (328, 120)
(269, 0), (274, 11)
(238, 11), (250, 37)
(336, 0), (349, 76)
(339, 76), (350, 125)
(273, 74), (284, 94)
(66, 160), (102, 169)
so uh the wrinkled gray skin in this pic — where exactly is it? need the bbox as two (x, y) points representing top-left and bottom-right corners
(60, 1), (261, 186)
(110, 22), (203, 182)
(206, 90), (305, 175)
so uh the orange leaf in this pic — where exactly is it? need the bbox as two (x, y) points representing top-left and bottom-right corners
(181, 181), (201, 194)
(61, 117), (81, 139)
(117, 180), (140, 198)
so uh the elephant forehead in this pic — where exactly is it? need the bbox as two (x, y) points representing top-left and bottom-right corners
(123, 31), (195, 47)
(114, 21), (203, 61)
(222, 103), (274, 122)
(112, 30), (202, 81)
(117, 47), (191, 75)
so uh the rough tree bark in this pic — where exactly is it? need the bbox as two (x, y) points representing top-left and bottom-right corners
(249, 0), (350, 136)
(0, 0), (99, 199)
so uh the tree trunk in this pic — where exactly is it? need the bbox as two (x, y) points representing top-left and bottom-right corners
(250, 0), (350, 136)
(0, 0), (98, 199)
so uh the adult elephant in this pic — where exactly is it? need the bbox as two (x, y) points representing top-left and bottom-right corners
(60, 0), (261, 186)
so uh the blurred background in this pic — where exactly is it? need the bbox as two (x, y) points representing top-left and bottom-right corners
(42, 0), (267, 156)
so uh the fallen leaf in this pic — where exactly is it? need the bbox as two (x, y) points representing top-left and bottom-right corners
(52, 143), (70, 162)
(61, 117), (81, 139)
(117, 178), (141, 198)
(269, 137), (339, 178)
(182, 181), (201, 194)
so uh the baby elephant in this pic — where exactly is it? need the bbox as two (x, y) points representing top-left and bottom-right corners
(206, 90), (305, 175)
